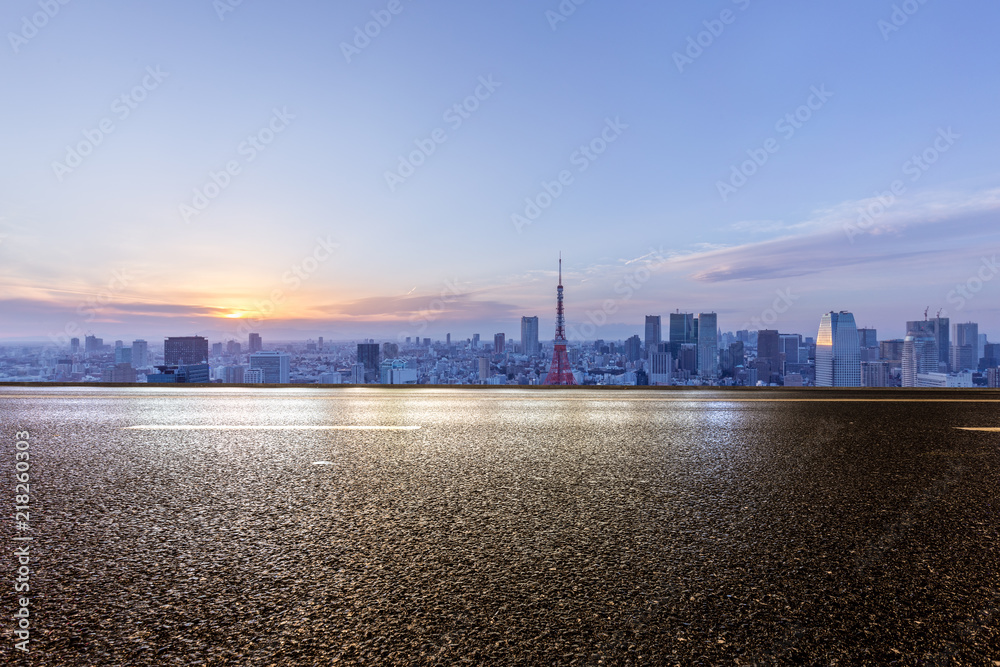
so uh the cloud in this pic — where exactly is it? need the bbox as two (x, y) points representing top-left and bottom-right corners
(0, 297), (224, 328)
(99, 302), (223, 317)
(670, 188), (1000, 284)
(329, 292), (521, 321)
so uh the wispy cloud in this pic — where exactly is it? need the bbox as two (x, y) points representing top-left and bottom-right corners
(670, 188), (1000, 284)
(328, 293), (521, 321)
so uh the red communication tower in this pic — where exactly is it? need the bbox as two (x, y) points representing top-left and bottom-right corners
(543, 255), (576, 385)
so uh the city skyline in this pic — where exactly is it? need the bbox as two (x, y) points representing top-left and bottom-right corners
(7, 274), (998, 387)
(10, 306), (997, 387)
(3, 293), (997, 347)
(3, 2), (1000, 341)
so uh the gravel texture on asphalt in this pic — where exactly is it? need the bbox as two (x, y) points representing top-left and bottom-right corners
(1, 387), (998, 665)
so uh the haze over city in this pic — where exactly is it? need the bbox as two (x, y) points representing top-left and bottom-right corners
(2, 1), (999, 343)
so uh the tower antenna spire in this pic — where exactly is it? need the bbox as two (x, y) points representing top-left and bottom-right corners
(543, 253), (575, 385)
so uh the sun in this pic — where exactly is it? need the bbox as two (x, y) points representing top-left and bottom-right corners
(223, 311), (245, 319)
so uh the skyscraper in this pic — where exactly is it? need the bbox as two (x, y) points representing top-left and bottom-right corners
(357, 343), (380, 373)
(902, 330), (938, 387)
(644, 316), (661, 354)
(668, 313), (693, 343)
(131, 339), (148, 367)
(249, 351), (290, 384)
(858, 328), (880, 362)
(164, 336), (209, 365)
(543, 256), (575, 385)
(780, 334), (801, 366)
(816, 311), (861, 387)
(952, 322), (979, 371)
(520, 316), (540, 356)
(979, 343), (1000, 371)
(981, 343), (1000, 371)
(494, 333), (506, 354)
(756, 330), (781, 379)
(248, 332), (262, 354)
(114, 346), (132, 365)
(906, 315), (949, 371)
(858, 328), (879, 349)
(696, 313), (718, 378)
(624, 335), (642, 363)
(669, 312), (697, 360)
(933, 316), (950, 370)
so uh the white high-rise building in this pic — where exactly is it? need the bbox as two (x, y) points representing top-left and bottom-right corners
(917, 371), (973, 388)
(243, 368), (265, 384)
(902, 330), (938, 387)
(350, 363), (365, 384)
(249, 351), (290, 384)
(648, 351), (672, 385)
(380, 359), (417, 385)
(816, 311), (861, 387)
(696, 313), (718, 378)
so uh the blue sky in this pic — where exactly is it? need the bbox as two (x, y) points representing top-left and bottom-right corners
(2, 0), (999, 343)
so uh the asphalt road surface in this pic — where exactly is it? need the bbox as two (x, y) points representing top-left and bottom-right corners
(1, 387), (998, 665)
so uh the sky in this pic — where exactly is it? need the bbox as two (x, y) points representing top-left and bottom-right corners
(2, 0), (999, 345)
